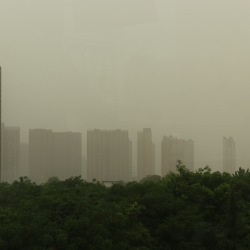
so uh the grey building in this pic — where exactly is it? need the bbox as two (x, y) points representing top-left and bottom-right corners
(87, 129), (132, 182)
(29, 129), (82, 184)
(53, 132), (82, 180)
(161, 136), (194, 176)
(0, 67), (1, 182)
(223, 137), (236, 174)
(29, 129), (54, 184)
(1, 123), (20, 183)
(137, 128), (155, 181)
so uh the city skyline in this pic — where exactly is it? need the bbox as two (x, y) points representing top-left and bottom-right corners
(0, 121), (241, 183)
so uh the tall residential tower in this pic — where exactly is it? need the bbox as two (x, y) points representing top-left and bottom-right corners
(0, 67), (2, 182)
(223, 137), (236, 174)
(53, 132), (82, 180)
(29, 129), (82, 183)
(161, 136), (194, 176)
(29, 129), (54, 184)
(137, 128), (155, 181)
(1, 124), (20, 183)
(87, 129), (132, 182)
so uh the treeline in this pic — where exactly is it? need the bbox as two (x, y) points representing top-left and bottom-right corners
(0, 162), (250, 249)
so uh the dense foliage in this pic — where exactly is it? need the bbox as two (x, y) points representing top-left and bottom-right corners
(1, 162), (250, 249)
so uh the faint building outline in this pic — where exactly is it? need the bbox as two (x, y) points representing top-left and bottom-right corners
(223, 137), (236, 174)
(87, 129), (132, 182)
(137, 128), (155, 181)
(161, 136), (194, 176)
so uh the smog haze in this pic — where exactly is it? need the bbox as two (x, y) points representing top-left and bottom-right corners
(1, 0), (250, 174)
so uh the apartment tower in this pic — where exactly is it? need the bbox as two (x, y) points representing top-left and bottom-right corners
(29, 129), (82, 183)
(1, 124), (20, 183)
(161, 136), (194, 176)
(29, 129), (54, 184)
(87, 129), (132, 182)
(137, 128), (155, 181)
(0, 67), (2, 182)
(223, 137), (236, 174)
(53, 132), (82, 180)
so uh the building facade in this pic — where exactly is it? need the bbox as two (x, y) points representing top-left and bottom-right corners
(0, 67), (1, 182)
(137, 128), (155, 181)
(223, 137), (236, 174)
(161, 136), (194, 176)
(53, 132), (82, 180)
(1, 123), (20, 183)
(29, 129), (54, 184)
(1, 122), (3, 182)
(29, 129), (82, 184)
(87, 129), (132, 182)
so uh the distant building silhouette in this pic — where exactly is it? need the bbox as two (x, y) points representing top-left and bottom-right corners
(53, 132), (81, 180)
(223, 137), (236, 174)
(137, 128), (155, 181)
(20, 143), (29, 177)
(129, 140), (133, 179)
(87, 129), (132, 182)
(0, 67), (2, 182)
(29, 129), (54, 183)
(29, 129), (81, 184)
(161, 136), (194, 176)
(1, 123), (20, 183)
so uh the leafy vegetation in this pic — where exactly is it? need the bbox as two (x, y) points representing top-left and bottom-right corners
(1, 162), (250, 249)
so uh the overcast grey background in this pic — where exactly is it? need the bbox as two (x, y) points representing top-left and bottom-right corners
(1, 0), (250, 176)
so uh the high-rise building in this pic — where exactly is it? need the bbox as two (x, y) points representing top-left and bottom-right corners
(53, 132), (81, 180)
(223, 137), (236, 174)
(29, 129), (82, 183)
(152, 143), (155, 174)
(129, 140), (133, 179)
(29, 129), (54, 184)
(161, 136), (194, 176)
(1, 124), (20, 183)
(0, 67), (2, 182)
(0, 123), (3, 183)
(20, 143), (29, 177)
(137, 128), (155, 181)
(87, 129), (132, 182)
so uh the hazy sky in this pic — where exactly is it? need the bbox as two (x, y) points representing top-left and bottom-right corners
(1, 0), (250, 173)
